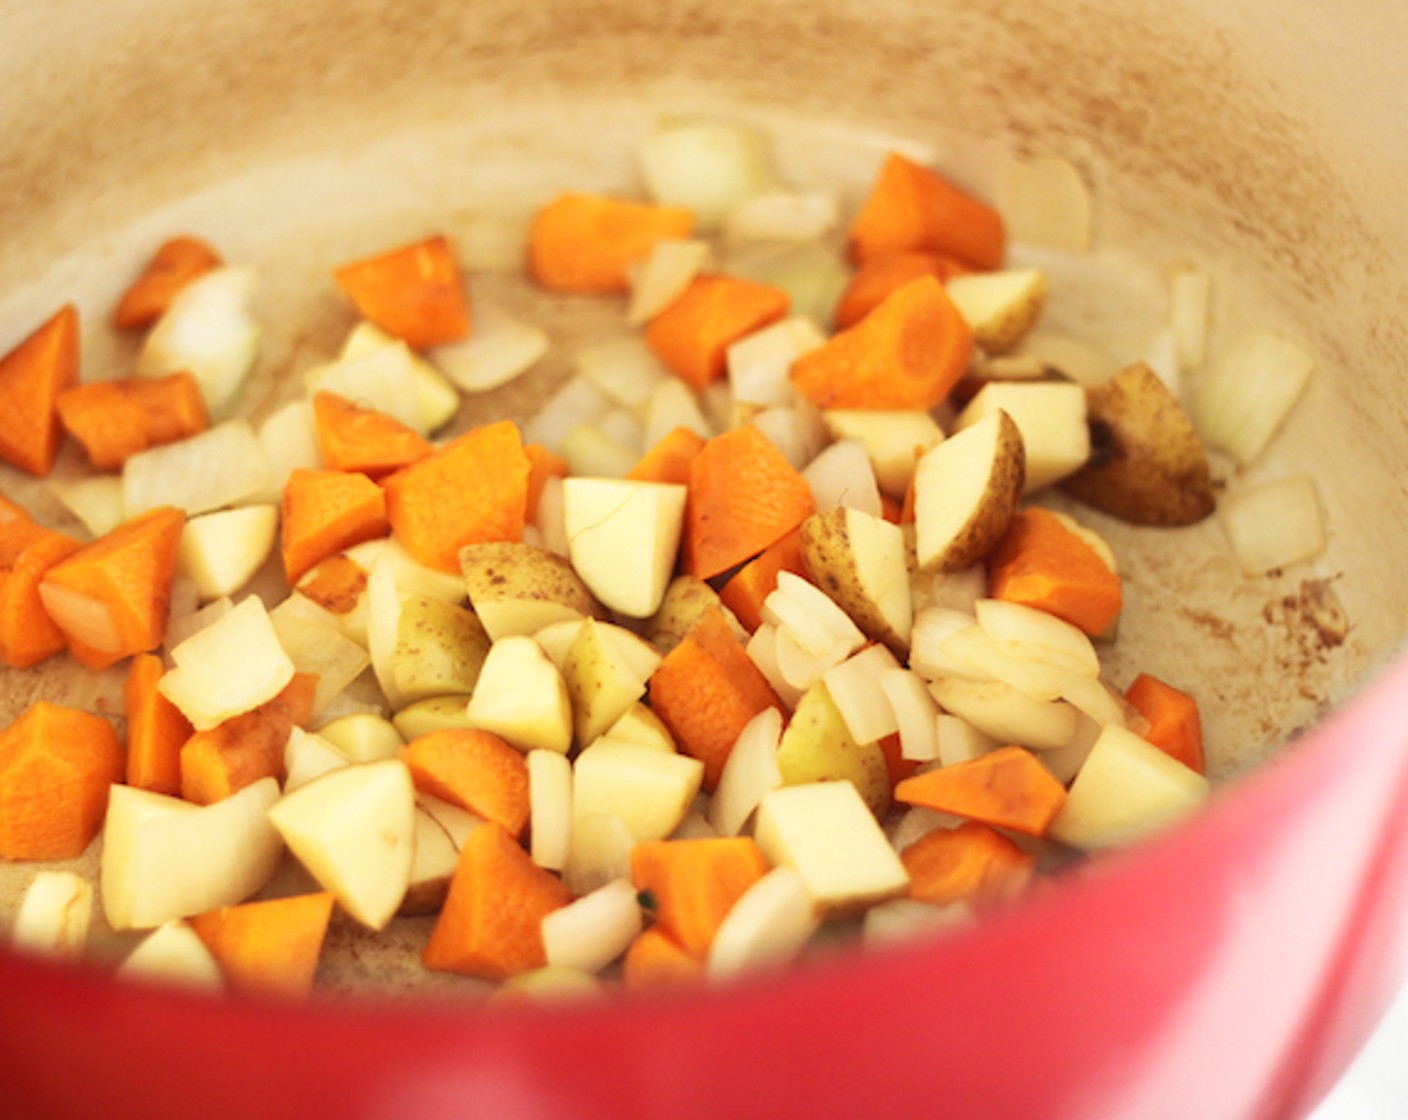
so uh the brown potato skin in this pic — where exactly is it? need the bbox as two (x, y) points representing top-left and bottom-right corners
(799, 508), (907, 657)
(920, 408), (1027, 573)
(1061, 363), (1215, 526)
(458, 541), (603, 617)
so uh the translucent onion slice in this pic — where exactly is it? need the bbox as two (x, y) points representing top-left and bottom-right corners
(935, 712), (1000, 767)
(878, 668), (942, 763)
(304, 342), (425, 432)
(123, 420), (270, 517)
(628, 239), (711, 326)
(11, 871), (92, 958)
(727, 316), (825, 408)
(928, 676), (1080, 752)
(541, 878), (642, 975)
(562, 813), (634, 898)
(48, 476), (125, 538)
(430, 299), (549, 393)
(1218, 475), (1325, 575)
(974, 597), (1100, 678)
(521, 376), (611, 453)
(863, 898), (971, 946)
(724, 191), (840, 244)
(801, 438), (883, 517)
(1194, 331), (1314, 464)
(747, 406), (828, 472)
(707, 866), (818, 979)
(709, 707), (784, 837)
(638, 119), (778, 232)
(642, 379), (713, 450)
(576, 336), (672, 409)
(824, 645), (902, 745)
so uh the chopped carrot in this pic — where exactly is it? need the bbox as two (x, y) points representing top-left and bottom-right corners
(39, 505), (186, 670)
(894, 745), (1068, 836)
(189, 892), (335, 999)
(1125, 672), (1206, 774)
(423, 820), (572, 980)
(0, 701), (124, 860)
(683, 423), (814, 581)
(986, 507), (1123, 638)
(112, 236), (223, 329)
(644, 274), (789, 390)
(295, 553), (368, 614)
(790, 275), (972, 412)
(124, 652), (194, 796)
(648, 607), (783, 790)
(901, 821), (1036, 907)
(179, 673), (317, 805)
(848, 152), (1005, 270)
(627, 425), (707, 486)
(0, 304), (80, 478)
(834, 251), (970, 329)
(399, 728), (530, 838)
(622, 925), (707, 989)
(878, 730), (921, 788)
(280, 468), (389, 586)
(630, 836), (769, 959)
(718, 525), (806, 632)
(382, 419), (531, 573)
(312, 391), (433, 478)
(528, 192), (695, 294)
(524, 442), (568, 522)
(0, 518), (81, 668)
(332, 235), (470, 349)
(56, 373), (209, 470)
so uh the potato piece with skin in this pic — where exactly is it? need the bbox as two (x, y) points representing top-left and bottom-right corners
(466, 635), (572, 755)
(799, 507), (912, 657)
(644, 575), (747, 655)
(775, 681), (892, 817)
(563, 619), (652, 748)
(1061, 362), (1215, 526)
(459, 541), (605, 642)
(913, 410), (1025, 573)
(391, 594), (491, 706)
(944, 268), (1048, 354)
(820, 410), (944, 499)
(562, 478), (686, 618)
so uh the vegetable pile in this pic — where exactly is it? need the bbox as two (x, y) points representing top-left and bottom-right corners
(0, 120), (1327, 999)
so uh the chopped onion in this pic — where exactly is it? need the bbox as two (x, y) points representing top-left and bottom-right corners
(802, 438), (882, 516)
(1194, 331), (1314, 464)
(765, 572), (867, 657)
(123, 420), (269, 517)
(863, 898), (971, 946)
(707, 866), (818, 979)
(709, 707), (784, 837)
(722, 241), (850, 330)
(908, 606), (980, 680)
(628, 239), (711, 326)
(928, 676), (1080, 752)
(824, 645), (902, 744)
(1002, 154), (1092, 252)
(534, 475), (569, 557)
(36, 581), (122, 654)
(724, 191), (840, 244)
(670, 810), (717, 841)
(430, 299), (548, 393)
(639, 119), (778, 232)
(594, 407), (645, 455)
(558, 424), (638, 479)
(542, 878), (642, 975)
(642, 379), (713, 450)
(935, 712), (1000, 767)
(576, 336), (672, 408)
(748, 406), (827, 472)
(251, 400), (320, 505)
(974, 598), (1100, 678)
(878, 668), (942, 763)
(1169, 265), (1211, 373)
(339, 321), (459, 432)
(48, 475), (125, 538)
(1006, 331), (1115, 387)
(268, 611), (371, 718)
(521, 376), (611, 452)
(164, 596), (232, 653)
(727, 316), (824, 408)
(562, 813), (634, 897)
(699, 381), (736, 436)
(305, 342), (426, 432)
(1218, 475), (1325, 575)
(745, 624), (805, 709)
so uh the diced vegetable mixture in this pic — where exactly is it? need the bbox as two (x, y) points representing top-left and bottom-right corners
(0, 119), (1326, 999)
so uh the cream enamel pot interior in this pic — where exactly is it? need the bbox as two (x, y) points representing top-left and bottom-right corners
(3, 1), (1408, 1117)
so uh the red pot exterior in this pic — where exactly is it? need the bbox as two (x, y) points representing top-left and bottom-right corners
(4, 659), (1408, 1120)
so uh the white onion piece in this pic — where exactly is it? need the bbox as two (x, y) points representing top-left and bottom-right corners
(268, 611), (370, 718)
(1141, 326), (1181, 395)
(928, 676), (1080, 752)
(1002, 155), (1092, 252)
(938, 625), (1069, 701)
(576, 336), (672, 408)
(642, 379), (713, 450)
(745, 624), (805, 710)
(1218, 475), (1325, 575)
(878, 668), (942, 763)
(908, 606), (980, 681)
(48, 475), (125, 539)
(304, 342), (426, 432)
(863, 898), (971, 946)
(802, 438), (883, 516)
(123, 420), (269, 517)
(935, 713), (1000, 767)
(747, 406), (827, 472)
(707, 867), (818, 979)
(558, 424), (638, 479)
(1005, 331), (1115, 388)
(1194, 331), (1314, 464)
(562, 813), (634, 898)
(137, 267), (261, 417)
(364, 557), (404, 709)
(709, 707), (784, 837)
(1058, 676), (1130, 729)
(541, 878), (642, 975)
(1169, 265), (1211, 373)
(639, 119), (778, 232)
(772, 624), (847, 692)
(670, 810), (718, 841)
(727, 317), (825, 408)
(163, 595), (232, 654)
(700, 381), (736, 436)
(11, 871), (93, 958)
(521, 376), (611, 453)
(823, 645), (901, 745)
(765, 572), (867, 656)
(1037, 714), (1102, 785)
(430, 299), (549, 393)
(628, 239), (712, 326)
(251, 399), (320, 504)
(595, 407), (645, 455)
(282, 728), (350, 794)
(339, 321), (459, 433)
(974, 598), (1100, 678)
(724, 191), (840, 244)
(534, 475), (569, 557)
(726, 241), (850, 332)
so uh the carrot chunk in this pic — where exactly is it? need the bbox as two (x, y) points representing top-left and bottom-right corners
(790, 275), (973, 412)
(39, 505), (186, 670)
(648, 607), (783, 790)
(190, 892), (335, 999)
(295, 553), (368, 614)
(280, 468), (389, 586)
(627, 425), (707, 487)
(834, 251), (970, 330)
(528, 192), (695, 294)
(0, 304), (80, 478)
(423, 821), (572, 980)
(124, 652), (194, 796)
(382, 419), (531, 573)
(0, 518), (81, 668)
(112, 236), (223, 329)
(399, 728), (530, 838)
(0, 702), (124, 860)
(524, 442), (568, 522)
(312, 391), (433, 479)
(718, 525), (806, 633)
(985, 508), (1123, 637)
(1125, 672), (1206, 774)
(901, 821), (1036, 907)
(683, 424), (814, 581)
(644, 274), (789, 390)
(332, 235), (470, 349)
(894, 745), (1068, 836)
(622, 925), (707, 989)
(631, 836), (769, 958)
(179, 673), (317, 805)
(848, 152), (1005, 270)
(57, 373), (209, 470)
